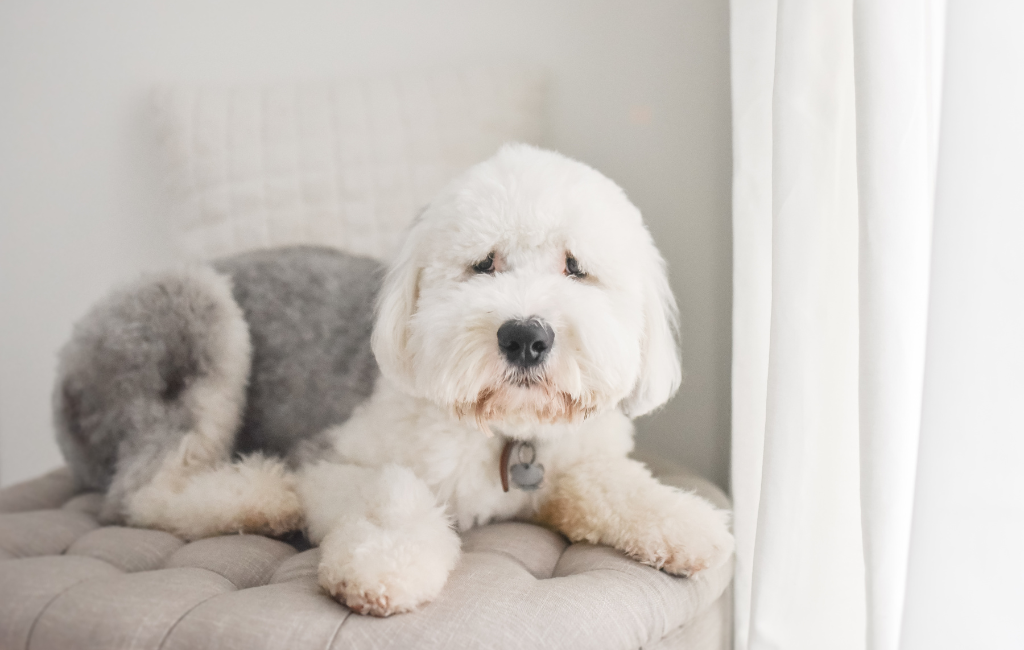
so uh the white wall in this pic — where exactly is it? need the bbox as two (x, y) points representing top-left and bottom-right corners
(0, 0), (732, 489)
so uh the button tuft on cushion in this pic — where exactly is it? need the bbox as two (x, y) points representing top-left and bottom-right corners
(68, 526), (185, 572)
(29, 567), (236, 650)
(0, 555), (122, 650)
(269, 548), (320, 585)
(0, 509), (98, 557)
(332, 551), (544, 649)
(165, 534), (298, 589)
(553, 542), (669, 579)
(461, 521), (568, 579)
(161, 580), (349, 650)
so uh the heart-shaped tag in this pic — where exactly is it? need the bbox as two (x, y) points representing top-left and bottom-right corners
(510, 462), (545, 491)
(499, 440), (546, 492)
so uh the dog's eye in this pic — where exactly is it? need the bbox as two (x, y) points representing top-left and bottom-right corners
(472, 253), (495, 275)
(565, 255), (586, 279)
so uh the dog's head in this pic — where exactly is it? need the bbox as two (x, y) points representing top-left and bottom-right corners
(372, 144), (681, 432)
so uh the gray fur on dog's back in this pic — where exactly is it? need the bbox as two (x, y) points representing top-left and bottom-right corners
(214, 246), (382, 458)
(55, 245), (382, 521)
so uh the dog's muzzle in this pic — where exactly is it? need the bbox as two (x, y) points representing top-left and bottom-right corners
(497, 318), (554, 369)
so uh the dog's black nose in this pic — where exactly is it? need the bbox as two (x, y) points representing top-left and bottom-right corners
(497, 318), (554, 368)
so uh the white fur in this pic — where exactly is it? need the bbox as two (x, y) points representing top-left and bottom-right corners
(300, 145), (733, 616)
(128, 452), (303, 540)
(537, 455), (734, 575)
(299, 462), (461, 616)
(177, 266), (254, 460)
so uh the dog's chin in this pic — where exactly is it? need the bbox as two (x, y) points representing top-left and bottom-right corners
(451, 376), (598, 433)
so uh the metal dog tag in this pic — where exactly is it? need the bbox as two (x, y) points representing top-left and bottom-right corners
(510, 460), (545, 491)
(500, 440), (545, 492)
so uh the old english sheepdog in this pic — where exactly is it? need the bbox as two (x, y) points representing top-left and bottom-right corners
(55, 144), (734, 616)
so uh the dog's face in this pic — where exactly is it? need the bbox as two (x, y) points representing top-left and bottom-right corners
(372, 144), (681, 432)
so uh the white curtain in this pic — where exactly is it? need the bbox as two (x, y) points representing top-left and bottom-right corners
(730, 0), (1024, 648)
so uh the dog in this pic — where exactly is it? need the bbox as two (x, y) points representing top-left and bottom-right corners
(54, 144), (734, 617)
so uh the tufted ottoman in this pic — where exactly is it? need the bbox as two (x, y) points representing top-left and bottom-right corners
(0, 465), (732, 650)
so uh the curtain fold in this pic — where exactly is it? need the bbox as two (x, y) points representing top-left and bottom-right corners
(728, 2), (776, 648)
(730, 0), (1023, 648)
(853, 3), (944, 650)
(746, 1), (865, 649)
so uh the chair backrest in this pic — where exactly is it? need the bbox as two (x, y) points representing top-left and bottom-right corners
(155, 67), (546, 262)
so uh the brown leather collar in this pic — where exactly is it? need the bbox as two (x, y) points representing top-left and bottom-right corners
(499, 439), (515, 492)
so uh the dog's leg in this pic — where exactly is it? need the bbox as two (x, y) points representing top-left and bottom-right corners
(298, 461), (461, 617)
(125, 449), (303, 540)
(536, 456), (734, 576)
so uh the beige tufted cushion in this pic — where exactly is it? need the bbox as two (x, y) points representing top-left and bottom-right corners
(0, 468), (732, 650)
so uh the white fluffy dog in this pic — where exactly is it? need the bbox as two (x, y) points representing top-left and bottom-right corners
(55, 144), (733, 617)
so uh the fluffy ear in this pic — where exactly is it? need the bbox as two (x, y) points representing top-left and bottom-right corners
(371, 232), (422, 392)
(621, 254), (683, 417)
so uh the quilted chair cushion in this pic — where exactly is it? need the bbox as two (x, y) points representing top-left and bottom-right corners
(154, 68), (546, 262)
(0, 467), (732, 650)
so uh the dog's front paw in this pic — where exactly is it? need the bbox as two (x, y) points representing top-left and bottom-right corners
(538, 458), (734, 578)
(319, 575), (415, 617)
(317, 518), (461, 617)
(623, 492), (734, 576)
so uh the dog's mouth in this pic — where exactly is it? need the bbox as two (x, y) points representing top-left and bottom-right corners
(452, 372), (597, 434)
(503, 366), (546, 389)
